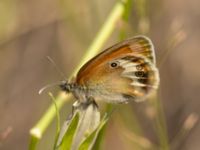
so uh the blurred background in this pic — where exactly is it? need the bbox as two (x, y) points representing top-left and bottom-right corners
(0, 0), (199, 150)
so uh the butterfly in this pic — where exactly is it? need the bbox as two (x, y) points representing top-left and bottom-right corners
(59, 36), (159, 103)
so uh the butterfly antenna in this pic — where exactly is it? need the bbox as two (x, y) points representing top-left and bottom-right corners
(38, 81), (65, 95)
(46, 56), (67, 80)
(39, 56), (68, 95)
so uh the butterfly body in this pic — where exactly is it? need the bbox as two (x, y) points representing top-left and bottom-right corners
(60, 36), (159, 103)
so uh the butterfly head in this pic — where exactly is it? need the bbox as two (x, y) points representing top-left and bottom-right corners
(38, 80), (75, 95)
(59, 80), (74, 93)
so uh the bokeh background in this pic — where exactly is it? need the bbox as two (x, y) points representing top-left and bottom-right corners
(0, 0), (200, 150)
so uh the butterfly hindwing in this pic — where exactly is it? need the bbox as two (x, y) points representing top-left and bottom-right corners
(117, 55), (159, 102)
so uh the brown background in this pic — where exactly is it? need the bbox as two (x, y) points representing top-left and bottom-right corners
(0, 0), (199, 149)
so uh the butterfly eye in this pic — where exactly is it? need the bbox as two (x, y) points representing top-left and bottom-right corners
(109, 61), (119, 68)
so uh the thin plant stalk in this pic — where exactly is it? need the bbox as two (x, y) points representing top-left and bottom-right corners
(29, 0), (130, 149)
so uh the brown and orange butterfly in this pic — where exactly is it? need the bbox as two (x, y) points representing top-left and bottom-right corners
(57, 36), (159, 103)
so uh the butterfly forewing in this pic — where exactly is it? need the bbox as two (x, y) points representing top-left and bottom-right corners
(75, 36), (159, 103)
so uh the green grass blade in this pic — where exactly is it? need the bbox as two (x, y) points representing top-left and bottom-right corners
(58, 113), (79, 150)
(78, 115), (108, 150)
(48, 93), (61, 150)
